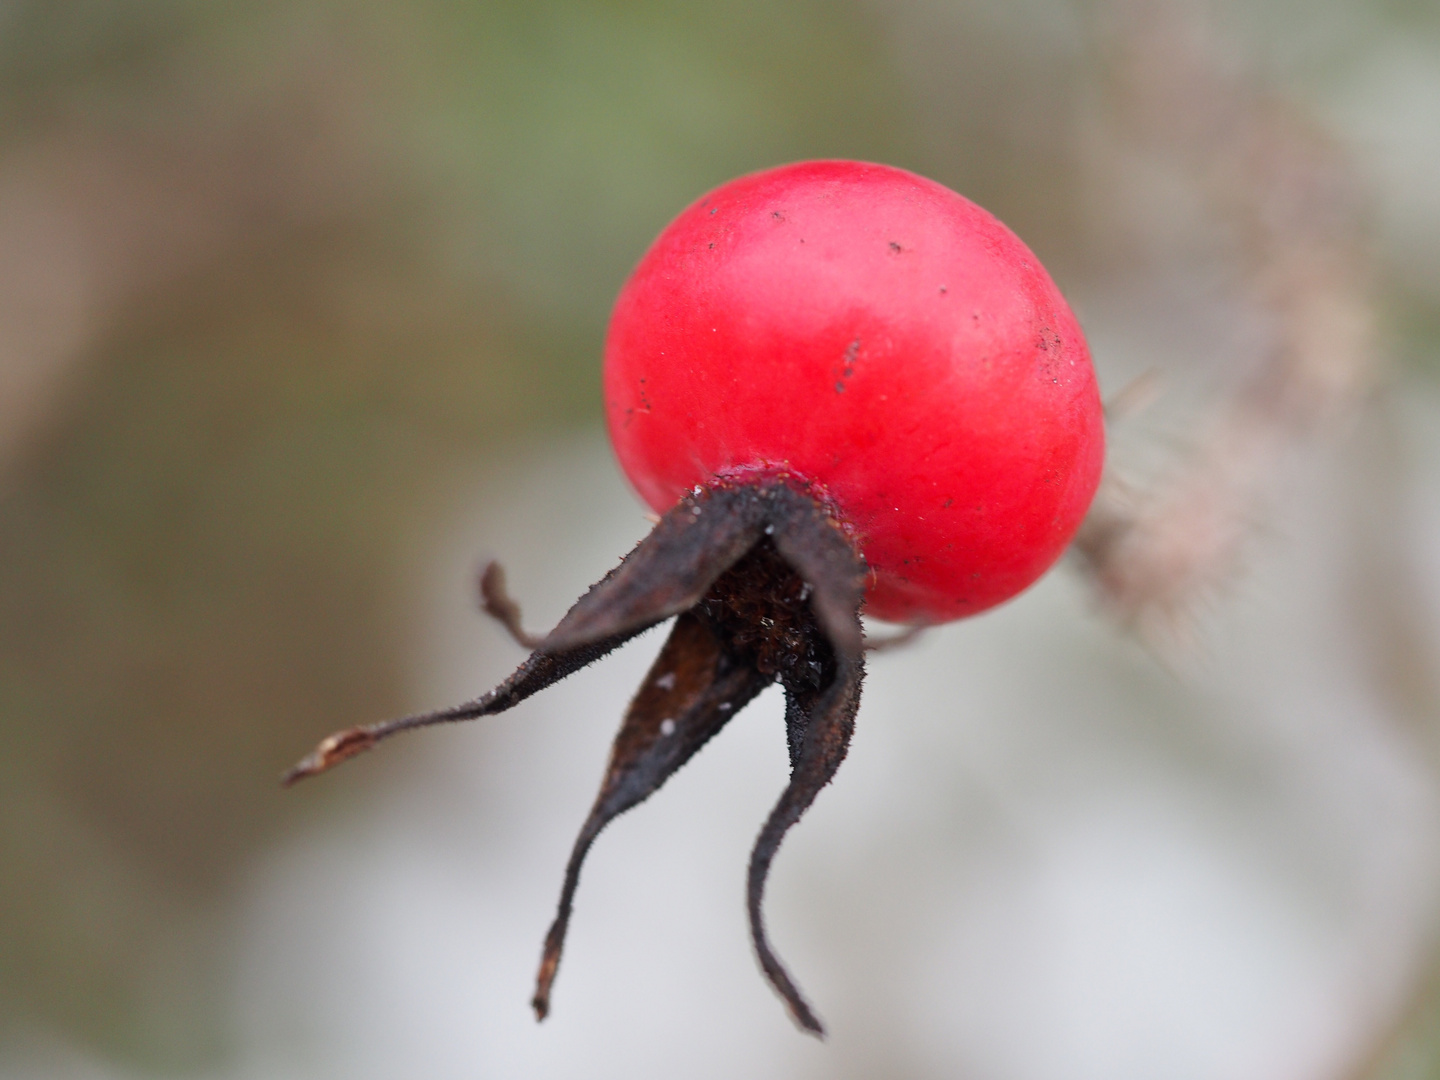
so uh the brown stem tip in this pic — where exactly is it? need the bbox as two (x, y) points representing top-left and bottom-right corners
(280, 726), (377, 786)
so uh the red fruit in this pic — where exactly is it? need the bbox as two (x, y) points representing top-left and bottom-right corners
(605, 160), (1104, 624)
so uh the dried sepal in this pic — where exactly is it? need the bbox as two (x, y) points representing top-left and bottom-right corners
(280, 619), (646, 786)
(750, 652), (863, 1034)
(282, 488), (767, 785)
(532, 611), (771, 1019)
(539, 485), (770, 654)
(283, 477), (869, 1036)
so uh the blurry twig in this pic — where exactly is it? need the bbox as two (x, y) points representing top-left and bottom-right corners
(1071, 0), (1378, 653)
(1072, 10), (1440, 1080)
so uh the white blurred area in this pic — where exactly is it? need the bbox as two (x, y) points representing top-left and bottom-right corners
(21, 416), (1419, 1080)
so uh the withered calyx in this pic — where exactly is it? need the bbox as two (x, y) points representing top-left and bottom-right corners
(284, 479), (871, 1035)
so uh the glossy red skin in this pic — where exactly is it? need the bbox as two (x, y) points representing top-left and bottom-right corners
(604, 160), (1104, 624)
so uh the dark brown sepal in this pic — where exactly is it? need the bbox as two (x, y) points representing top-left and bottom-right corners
(280, 619), (648, 785)
(532, 611), (772, 1019)
(539, 485), (771, 654)
(747, 653), (864, 1036)
(281, 488), (770, 786)
(765, 489), (867, 661)
(737, 489), (866, 1037)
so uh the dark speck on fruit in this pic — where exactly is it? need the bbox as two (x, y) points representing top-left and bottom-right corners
(888, 241), (902, 253)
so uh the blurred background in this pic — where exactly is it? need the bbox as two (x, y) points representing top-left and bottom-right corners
(2, 1), (1439, 1077)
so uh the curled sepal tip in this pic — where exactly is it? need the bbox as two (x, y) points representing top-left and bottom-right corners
(281, 726), (377, 786)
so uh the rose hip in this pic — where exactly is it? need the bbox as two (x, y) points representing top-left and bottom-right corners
(286, 160), (1105, 1036)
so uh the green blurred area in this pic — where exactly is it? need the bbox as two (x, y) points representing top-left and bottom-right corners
(0, 0), (922, 1067)
(1, 0), (1438, 1073)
